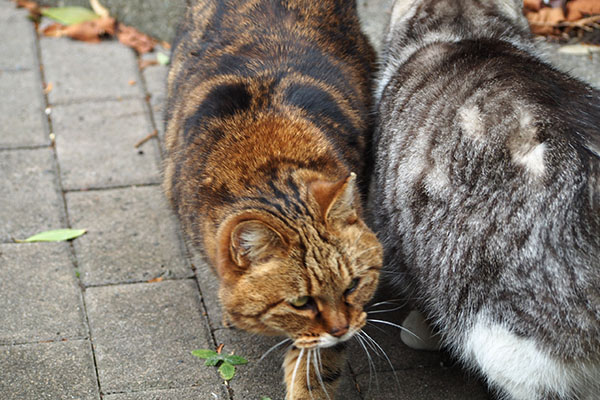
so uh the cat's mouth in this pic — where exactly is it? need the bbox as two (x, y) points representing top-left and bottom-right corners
(293, 328), (358, 349)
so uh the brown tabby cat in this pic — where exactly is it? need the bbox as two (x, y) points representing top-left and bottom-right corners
(163, 0), (382, 398)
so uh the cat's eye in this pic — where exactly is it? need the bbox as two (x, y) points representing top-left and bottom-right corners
(290, 296), (311, 309)
(345, 278), (360, 295)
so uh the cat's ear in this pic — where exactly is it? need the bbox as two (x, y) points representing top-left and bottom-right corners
(229, 220), (288, 267)
(310, 172), (358, 225)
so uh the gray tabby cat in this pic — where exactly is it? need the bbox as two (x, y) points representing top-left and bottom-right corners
(372, 0), (600, 399)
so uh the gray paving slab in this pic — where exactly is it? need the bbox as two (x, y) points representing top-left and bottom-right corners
(0, 340), (100, 400)
(193, 254), (226, 330)
(142, 63), (168, 140)
(66, 186), (192, 286)
(213, 328), (362, 400)
(542, 43), (600, 89)
(0, 243), (86, 344)
(40, 37), (143, 104)
(0, 148), (64, 243)
(358, 0), (395, 53)
(85, 280), (215, 393)
(0, 70), (48, 148)
(357, 368), (491, 400)
(52, 98), (161, 190)
(103, 386), (230, 400)
(0, 5), (36, 71)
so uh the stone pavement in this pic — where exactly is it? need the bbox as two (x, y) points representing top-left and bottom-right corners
(1, 0), (599, 399)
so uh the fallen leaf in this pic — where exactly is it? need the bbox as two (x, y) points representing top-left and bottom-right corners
(147, 276), (164, 283)
(566, 0), (600, 21)
(526, 7), (566, 35)
(139, 59), (158, 69)
(42, 17), (115, 43)
(523, 0), (542, 12)
(15, 0), (41, 17)
(116, 24), (155, 54)
(15, 228), (87, 243)
(216, 343), (224, 354)
(89, 0), (110, 18)
(128, 79), (136, 86)
(43, 82), (53, 94)
(41, 6), (100, 26)
(157, 52), (170, 65)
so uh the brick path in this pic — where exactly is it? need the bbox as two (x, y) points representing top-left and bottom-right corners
(1, 0), (598, 398)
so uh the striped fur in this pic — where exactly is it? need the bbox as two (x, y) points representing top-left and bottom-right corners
(372, 0), (600, 398)
(163, 1), (382, 398)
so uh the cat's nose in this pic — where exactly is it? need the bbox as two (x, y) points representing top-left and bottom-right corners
(329, 325), (349, 338)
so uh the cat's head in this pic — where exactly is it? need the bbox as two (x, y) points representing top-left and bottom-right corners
(386, 0), (529, 40)
(215, 172), (383, 349)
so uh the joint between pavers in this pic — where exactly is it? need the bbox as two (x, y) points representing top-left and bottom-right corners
(48, 94), (147, 107)
(32, 24), (104, 400)
(63, 181), (162, 194)
(0, 337), (90, 347)
(0, 144), (52, 152)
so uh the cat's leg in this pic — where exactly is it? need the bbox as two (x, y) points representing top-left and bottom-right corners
(400, 309), (441, 351)
(283, 344), (347, 400)
(464, 315), (600, 400)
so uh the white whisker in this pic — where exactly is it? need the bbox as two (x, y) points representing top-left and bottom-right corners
(355, 332), (378, 392)
(313, 349), (332, 400)
(290, 348), (304, 400)
(307, 349), (315, 400)
(259, 338), (291, 362)
(367, 318), (421, 341)
(366, 305), (406, 314)
(360, 330), (401, 393)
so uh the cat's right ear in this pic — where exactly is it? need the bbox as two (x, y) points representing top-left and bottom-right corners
(216, 215), (290, 279)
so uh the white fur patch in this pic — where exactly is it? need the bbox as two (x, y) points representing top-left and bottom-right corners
(513, 142), (546, 177)
(464, 316), (599, 399)
(459, 104), (485, 139)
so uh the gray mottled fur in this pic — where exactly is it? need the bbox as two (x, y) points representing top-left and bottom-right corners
(372, 0), (600, 398)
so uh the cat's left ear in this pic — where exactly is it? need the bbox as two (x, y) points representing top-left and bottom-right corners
(310, 172), (358, 225)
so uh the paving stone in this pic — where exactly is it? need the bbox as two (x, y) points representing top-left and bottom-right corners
(358, 0), (395, 53)
(193, 254), (226, 330)
(66, 186), (191, 285)
(142, 64), (168, 141)
(103, 385), (229, 400)
(40, 37), (143, 104)
(0, 148), (63, 243)
(0, 340), (100, 400)
(0, 243), (86, 344)
(357, 368), (490, 400)
(0, 70), (48, 148)
(85, 280), (215, 393)
(52, 99), (161, 190)
(0, 5), (36, 70)
(542, 43), (600, 89)
(348, 307), (444, 375)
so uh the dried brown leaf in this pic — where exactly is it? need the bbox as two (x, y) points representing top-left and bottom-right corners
(566, 0), (600, 21)
(116, 24), (155, 54)
(147, 276), (164, 283)
(139, 59), (159, 70)
(42, 17), (115, 43)
(526, 7), (566, 35)
(523, 0), (542, 12)
(43, 82), (53, 94)
(216, 343), (224, 354)
(15, 0), (41, 17)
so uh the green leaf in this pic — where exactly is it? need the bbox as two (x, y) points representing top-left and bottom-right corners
(41, 7), (100, 25)
(218, 362), (236, 380)
(260, 397), (272, 400)
(204, 358), (220, 366)
(191, 349), (218, 359)
(224, 354), (248, 365)
(156, 52), (170, 66)
(16, 229), (87, 243)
